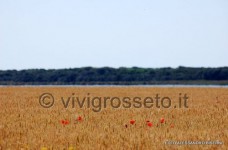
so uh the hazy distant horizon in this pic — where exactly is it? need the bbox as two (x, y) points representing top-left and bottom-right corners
(1, 0), (227, 70)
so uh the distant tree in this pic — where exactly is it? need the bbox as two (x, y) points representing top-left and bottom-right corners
(0, 67), (228, 85)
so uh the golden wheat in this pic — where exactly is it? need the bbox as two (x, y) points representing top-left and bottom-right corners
(0, 87), (227, 149)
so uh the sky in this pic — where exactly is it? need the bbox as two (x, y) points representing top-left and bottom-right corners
(0, 0), (228, 70)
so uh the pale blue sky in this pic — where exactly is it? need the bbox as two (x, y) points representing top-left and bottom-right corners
(0, 0), (227, 70)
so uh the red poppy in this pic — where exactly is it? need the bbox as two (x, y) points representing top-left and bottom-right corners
(65, 120), (70, 125)
(160, 118), (165, 123)
(130, 120), (135, 125)
(77, 116), (82, 121)
(147, 122), (153, 127)
(61, 119), (70, 125)
(61, 120), (65, 124)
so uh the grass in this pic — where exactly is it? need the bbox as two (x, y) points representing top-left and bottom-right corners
(0, 87), (227, 149)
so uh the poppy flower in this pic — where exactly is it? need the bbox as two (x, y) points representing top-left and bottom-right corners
(61, 119), (70, 125)
(77, 116), (82, 121)
(160, 118), (165, 123)
(147, 122), (153, 127)
(61, 120), (65, 125)
(130, 120), (135, 125)
(65, 120), (70, 125)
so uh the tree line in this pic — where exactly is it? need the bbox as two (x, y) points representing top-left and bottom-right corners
(0, 66), (228, 85)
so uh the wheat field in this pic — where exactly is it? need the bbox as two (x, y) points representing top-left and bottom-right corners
(0, 87), (227, 149)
